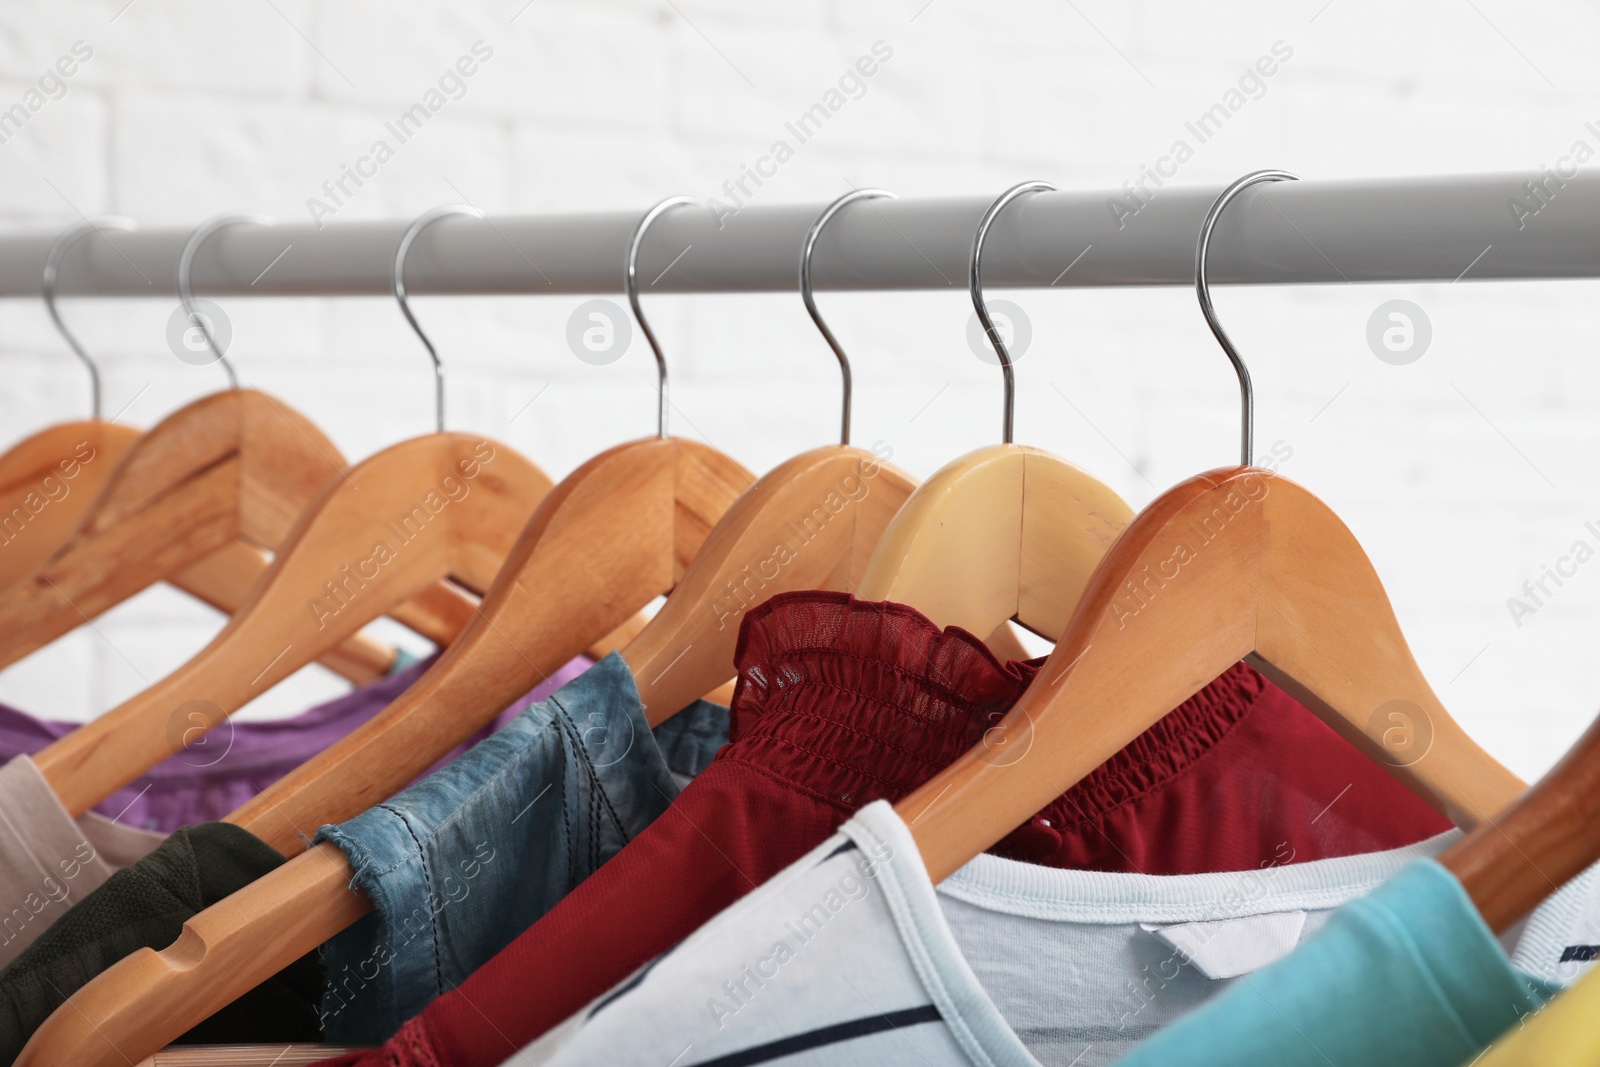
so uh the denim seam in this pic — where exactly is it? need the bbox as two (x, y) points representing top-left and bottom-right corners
(546, 693), (588, 875)
(551, 699), (631, 869)
(550, 704), (596, 871)
(383, 804), (447, 1001)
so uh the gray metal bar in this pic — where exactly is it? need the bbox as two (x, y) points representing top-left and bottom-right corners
(0, 171), (1587, 298)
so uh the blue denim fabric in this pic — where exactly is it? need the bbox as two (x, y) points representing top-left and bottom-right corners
(313, 652), (728, 1043)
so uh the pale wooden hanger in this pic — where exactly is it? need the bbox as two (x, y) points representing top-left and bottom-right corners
(18, 197), (757, 1067)
(857, 181), (1134, 642)
(30, 205), (558, 820)
(624, 189), (918, 724)
(0, 218), (398, 681)
(897, 170), (1526, 884)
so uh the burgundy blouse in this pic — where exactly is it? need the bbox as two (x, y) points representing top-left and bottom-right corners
(727, 590), (1449, 874)
(322, 590), (1450, 1067)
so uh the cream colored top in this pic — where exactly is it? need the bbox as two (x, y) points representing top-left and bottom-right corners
(0, 754), (164, 967)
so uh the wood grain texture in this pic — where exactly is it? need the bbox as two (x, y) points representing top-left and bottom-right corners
(0, 420), (391, 683)
(167, 540), (394, 683)
(0, 420), (140, 588)
(34, 432), (553, 818)
(624, 444), (915, 725)
(231, 435), (752, 849)
(898, 466), (1527, 884)
(1442, 712), (1600, 932)
(20, 437), (753, 1067)
(0, 394), (475, 681)
(856, 443), (1134, 641)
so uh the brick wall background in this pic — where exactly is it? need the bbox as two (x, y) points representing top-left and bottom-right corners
(0, 0), (1594, 782)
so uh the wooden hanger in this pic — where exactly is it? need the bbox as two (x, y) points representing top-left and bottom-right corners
(897, 171), (1526, 884)
(857, 182), (1134, 641)
(0, 218), (402, 681)
(625, 190), (918, 723)
(17, 198), (755, 1067)
(0, 419), (140, 590)
(1440, 709), (1600, 933)
(30, 206), (559, 819)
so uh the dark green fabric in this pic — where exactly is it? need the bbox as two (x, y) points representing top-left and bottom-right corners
(0, 822), (322, 1061)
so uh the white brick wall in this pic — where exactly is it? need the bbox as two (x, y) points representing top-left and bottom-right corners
(0, 0), (1595, 782)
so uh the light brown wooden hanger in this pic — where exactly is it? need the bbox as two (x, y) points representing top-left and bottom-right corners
(856, 182), (1134, 642)
(1441, 709), (1600, 933)
(625, 190), (918, 724)
(30, 206), (559, 819)
(17, 198), (756, 1067)
(0, 394), (459, 683)
(0, 218), (401, 681)
(33, 428), (555, 817)
(0, 419), (140, 590)
(896, 171), (1526, 884)
(0, 420), (406, 683)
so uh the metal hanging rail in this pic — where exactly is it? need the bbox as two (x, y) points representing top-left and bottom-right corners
(0, 172), (1592, 298)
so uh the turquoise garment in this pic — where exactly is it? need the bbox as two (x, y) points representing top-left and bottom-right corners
(1111, 859), (1558, 1067)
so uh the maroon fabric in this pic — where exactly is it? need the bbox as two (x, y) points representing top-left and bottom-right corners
(315, 591), (1451, 1067)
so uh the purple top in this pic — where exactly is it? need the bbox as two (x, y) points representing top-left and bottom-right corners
(0, 653), (594, 833)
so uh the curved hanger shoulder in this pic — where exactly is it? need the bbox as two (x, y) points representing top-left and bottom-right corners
(231, 435), (752, 849)
(900, 466), (1525, 883)
(0, 419), (399, 684)
(0, 420), (139, 588)
(625, 444), (916, 723)
(858, 442), (1133, 640)
(34, 432), (552, 818)
(0, 391), (476, 671)
(174, 540), (399, 682)
(54, 390), (325, 544)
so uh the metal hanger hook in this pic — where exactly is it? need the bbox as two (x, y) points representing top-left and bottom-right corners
(801, 189), (896, 446)
(177, 212), (273, 390)
(971, 180), (1055, 445)
(626, 196), (698, 439)
(43, 216), (137, 420)
(1195, 169), (1299, 466)
(394, 204), (485, 434)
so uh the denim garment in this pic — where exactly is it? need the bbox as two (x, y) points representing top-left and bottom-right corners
(313, 652), (729, 1043)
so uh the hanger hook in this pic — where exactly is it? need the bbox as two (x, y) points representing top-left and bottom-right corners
(43, 216), (137, 420)
(177, 212), (273, 390)
(394, 204), (485, 434)
(801, 189), (896, 446)
(626, 196), (697, 438)
(1195, 169), (1298, 466)
(971, 180), (1056, 445)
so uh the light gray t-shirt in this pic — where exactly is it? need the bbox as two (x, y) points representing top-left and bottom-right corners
(0, 754), (164, 967)
(514, 800), (1600, 1067)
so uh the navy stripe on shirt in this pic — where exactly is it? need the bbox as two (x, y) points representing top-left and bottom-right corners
(587, 952), (669, 1021)
(688, 1005), (943, 1067)
(818, 840), (858, 865)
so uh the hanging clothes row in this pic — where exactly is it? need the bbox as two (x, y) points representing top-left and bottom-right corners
(0, 171), (1595, 1067)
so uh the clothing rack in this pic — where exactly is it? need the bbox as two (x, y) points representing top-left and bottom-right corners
(0, 171), (1594, 298)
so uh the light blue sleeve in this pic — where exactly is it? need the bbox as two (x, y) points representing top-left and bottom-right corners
(1110, 860), (1555, 1067)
